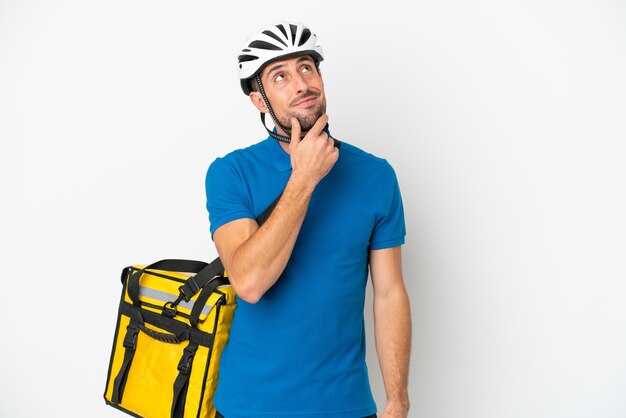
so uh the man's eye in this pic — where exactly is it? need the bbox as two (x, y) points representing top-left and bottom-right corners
(302, 65), (312, 72)
(275, 74), (285, 82)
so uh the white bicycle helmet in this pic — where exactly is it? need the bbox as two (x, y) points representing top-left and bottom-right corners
(237, 22), (324, 95)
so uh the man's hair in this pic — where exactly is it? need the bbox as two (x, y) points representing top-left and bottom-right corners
(249, 77), (260, 93)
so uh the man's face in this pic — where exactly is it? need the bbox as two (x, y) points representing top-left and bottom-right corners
(252, 55), (326, 132)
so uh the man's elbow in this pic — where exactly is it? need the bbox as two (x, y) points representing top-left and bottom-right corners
(237, 288), (262, 304)
(228, 272), (265, 304)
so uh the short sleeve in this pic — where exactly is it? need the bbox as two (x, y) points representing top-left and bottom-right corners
(205, 157), (255, 240)
(369, 162), (406, 250)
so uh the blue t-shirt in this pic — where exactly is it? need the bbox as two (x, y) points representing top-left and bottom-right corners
(205, 135), (406, 418)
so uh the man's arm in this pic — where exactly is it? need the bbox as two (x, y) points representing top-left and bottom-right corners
(370, 246), (412, 417)
(213, 174), (314, 303)
(213, 115), (338, 303)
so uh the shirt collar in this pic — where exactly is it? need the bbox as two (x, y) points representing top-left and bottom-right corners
(266, 134), (292, 172)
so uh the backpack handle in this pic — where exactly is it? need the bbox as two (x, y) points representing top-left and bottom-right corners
(141, 259), (209, 274)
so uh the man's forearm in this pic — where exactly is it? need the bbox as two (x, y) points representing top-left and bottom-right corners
(374, 287), (412, 414)
(229, 173), (315, 302)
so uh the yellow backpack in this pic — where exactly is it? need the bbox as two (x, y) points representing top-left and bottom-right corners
(104, 258), (234, 418)
(104, 196), (279, 417)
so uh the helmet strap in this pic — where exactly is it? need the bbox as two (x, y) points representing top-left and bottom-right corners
(256, 75), (293, 143)
(260, 113), (291, 144)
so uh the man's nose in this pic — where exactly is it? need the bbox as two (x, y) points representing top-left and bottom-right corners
(291, 72), (308, 94)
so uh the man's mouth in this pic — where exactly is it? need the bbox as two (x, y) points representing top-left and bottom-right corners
(292, 95), (318, 107)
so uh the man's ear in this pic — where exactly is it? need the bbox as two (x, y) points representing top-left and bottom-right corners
(249, 92), (268, 112)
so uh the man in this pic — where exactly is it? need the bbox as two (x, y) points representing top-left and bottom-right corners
(205, 22), (411, 418)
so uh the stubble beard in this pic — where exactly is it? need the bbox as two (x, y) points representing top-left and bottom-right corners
(280, 97), (327, 132)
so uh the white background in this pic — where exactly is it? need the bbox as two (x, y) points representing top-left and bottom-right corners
(1, 0), (625, 417)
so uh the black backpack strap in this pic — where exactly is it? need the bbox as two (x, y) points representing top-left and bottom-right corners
(189, 276), (230, 327)
(171, 341), (199, 418)
(111, 305), (145, 405)
(257, 194), (280, 225)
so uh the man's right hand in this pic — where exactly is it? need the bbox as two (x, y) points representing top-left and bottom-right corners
(288, 114), (339, 189)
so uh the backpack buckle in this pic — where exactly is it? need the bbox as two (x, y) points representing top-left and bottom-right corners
(177, 345), (197, 374)
(123, 325), (139, 350)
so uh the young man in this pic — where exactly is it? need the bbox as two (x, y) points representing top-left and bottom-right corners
(205, 22), (411, 418)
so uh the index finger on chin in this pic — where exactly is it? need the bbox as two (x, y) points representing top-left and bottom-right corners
(308, 114), (328, 138)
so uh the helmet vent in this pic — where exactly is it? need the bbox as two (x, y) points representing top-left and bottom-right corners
(248, 40), (282, 51)
(276, 24), (288, 39)
(289, 24), (298, 44)
(298, 28), (311, 46)
(238, 54), (258, 63)
(262, 30), (288, 47)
